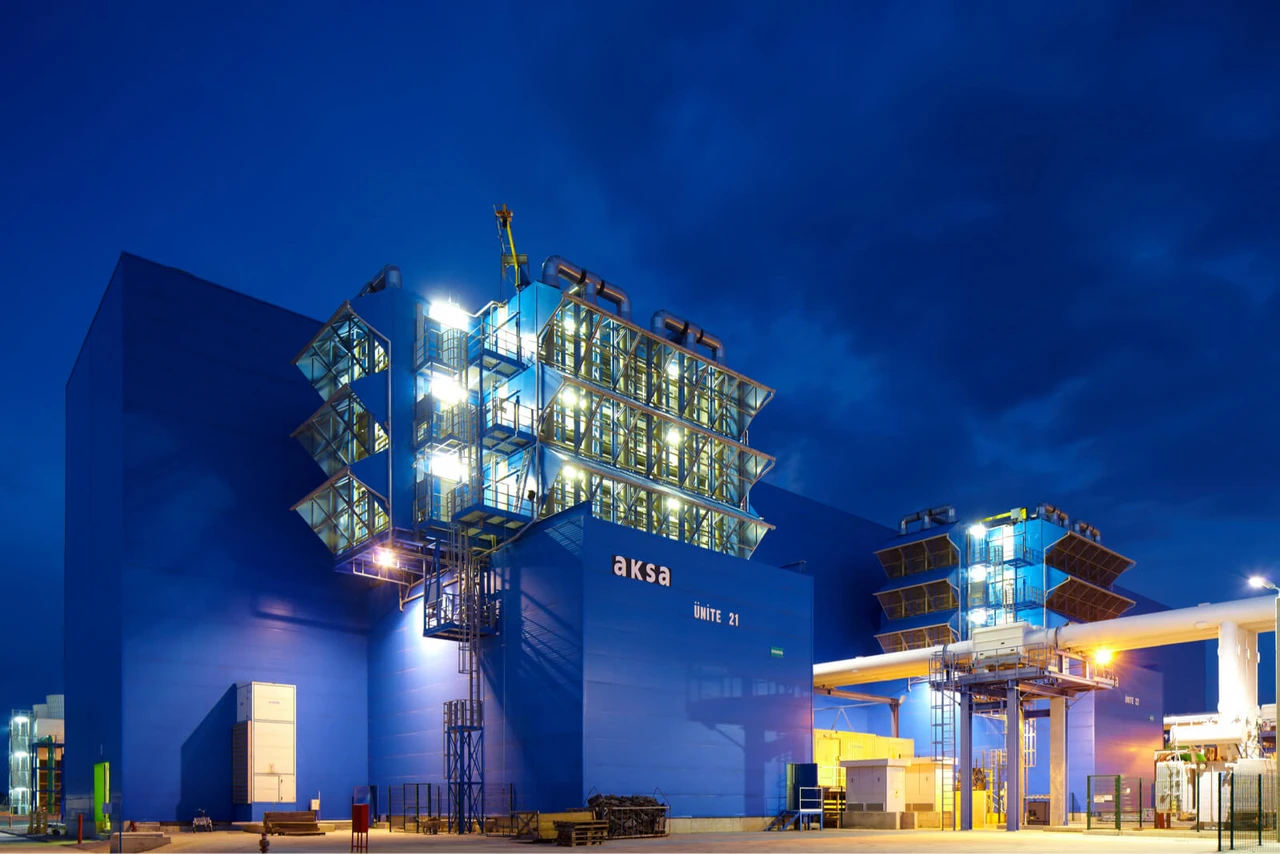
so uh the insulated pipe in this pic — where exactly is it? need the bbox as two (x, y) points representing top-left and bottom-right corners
(651, 310), (727, 365)
(897, 505), (955, 534)
(539, 255), (632, 320)
(814, 595), (1277, 687)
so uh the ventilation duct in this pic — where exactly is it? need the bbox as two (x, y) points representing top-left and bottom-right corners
(1036, 503), (1070, 528)
(540, 256), (632, 320)
(651, 310), (727, 365)
(898, 505), (956, 534)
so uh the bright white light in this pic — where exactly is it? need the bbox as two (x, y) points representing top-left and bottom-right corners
(968, 523), (986, 538)
(12, 716), (28, 724)
(373, 549), (394, 568)
(665, 427), (681, 444)
(1095, 648), (1114, 665)
(666, 496), (681, 510)
(563, 465), (584, 482)
(969, 563), (989, 583)
(665, 361), (678, 378)
(563, 316), (576, 335)
(1249, 575), (1269, 589)
(430, 451), (466, 482)
(428, 301), (470, 331)
(521, 334), (539, 355)
(968, 608), (989, 624)
(430, 372), (464, 405)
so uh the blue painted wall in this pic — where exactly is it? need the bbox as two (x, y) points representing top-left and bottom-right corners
(367, 504), (812, 818)
(66, 255), (371, 825)
(1069, 661), (1164, 812)
(366, 582), (467, 800)
(487, 510), (586, 813)
(752, 483), (892, 662)
(65, 260), (126, 828)
(579, 511), (814, 817)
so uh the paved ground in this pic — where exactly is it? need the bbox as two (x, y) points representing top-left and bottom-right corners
(0, 826), (1226, 852)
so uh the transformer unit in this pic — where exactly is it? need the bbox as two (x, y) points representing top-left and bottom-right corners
(233, 682), (297, 805)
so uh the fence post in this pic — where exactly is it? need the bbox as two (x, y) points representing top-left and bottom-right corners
(1115, 776), (1121, 831)
(1219, 773), (1223, 852)
(1087, 777), (1092, 830)
(1231, 771), (1235, 851)
(1259, 774), (1263, 847)
(1139, 779), (1143, 830)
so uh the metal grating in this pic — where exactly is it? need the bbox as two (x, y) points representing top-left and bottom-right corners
(876, 623), (956, 653)
(1045, 576), (1135, 623)
(875, 579), (957, 620)
(1044, 531), (1135, 588)
(876, 535), (959, 578)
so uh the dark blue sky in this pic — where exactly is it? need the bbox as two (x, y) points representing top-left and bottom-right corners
(3, 1), (1278, 713)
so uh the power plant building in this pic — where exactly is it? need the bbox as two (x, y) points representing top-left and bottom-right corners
(62, 242), (1204, 835)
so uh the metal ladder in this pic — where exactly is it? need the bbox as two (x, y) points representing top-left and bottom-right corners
(930, 654), (957, 829)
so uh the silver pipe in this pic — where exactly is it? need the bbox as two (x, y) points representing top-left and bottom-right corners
(651, 310), (727, 365)
(539, 255), (632, 320)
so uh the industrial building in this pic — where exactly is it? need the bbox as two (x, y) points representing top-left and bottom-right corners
(7, 696), (64, 818)
(64, 212), (1226, 838)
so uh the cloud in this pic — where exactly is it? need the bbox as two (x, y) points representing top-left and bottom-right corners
(505, 2), (1280, 603)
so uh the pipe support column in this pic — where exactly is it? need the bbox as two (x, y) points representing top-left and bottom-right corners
(959, 689), (973, 830)
(1006, 683), (1021, 832)
(1049, 696), (1068, 826)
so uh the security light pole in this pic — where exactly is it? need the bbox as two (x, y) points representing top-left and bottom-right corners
(1248, 574), (1279, 838)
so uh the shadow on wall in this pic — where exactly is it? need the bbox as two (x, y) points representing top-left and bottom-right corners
(685, 666), (811, 815)
(178, 685), (237, 822)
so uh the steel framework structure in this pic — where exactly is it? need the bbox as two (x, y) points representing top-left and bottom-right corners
(929, 638), (1117, 832)
(291, 209), (778, 832)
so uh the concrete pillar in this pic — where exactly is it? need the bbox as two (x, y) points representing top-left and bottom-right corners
(1049, 696), (1067, 826)
(1006, 683), (1021, 832)
(1213, 622), (1244, 722)
(959, 690), (973, 831)
(1244, 629), (1259, 713)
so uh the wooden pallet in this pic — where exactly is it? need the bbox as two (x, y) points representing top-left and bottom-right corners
(513, 810), (595, 842)
(263, 811), (325, 836)
(554, 820), (608, 847)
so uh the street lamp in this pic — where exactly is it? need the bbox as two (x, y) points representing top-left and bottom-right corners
(1249, 575), (1279, 774)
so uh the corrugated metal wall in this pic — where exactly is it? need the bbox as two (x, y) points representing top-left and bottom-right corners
(67, 256), (371, 825)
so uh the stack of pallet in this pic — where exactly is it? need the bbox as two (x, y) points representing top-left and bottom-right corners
(553, 819), (608, 847)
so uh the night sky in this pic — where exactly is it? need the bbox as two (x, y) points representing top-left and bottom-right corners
(3, 2), (1278, 715)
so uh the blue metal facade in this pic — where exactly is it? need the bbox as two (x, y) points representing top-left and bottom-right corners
(63, 252), (1204, 831)
(65, 256), (370, 829)
(365, 504), (814, 817)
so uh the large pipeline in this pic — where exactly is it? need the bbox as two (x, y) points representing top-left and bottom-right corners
(651, 309), (727, 365)
(814, 595), (1276, 687)
(540, 255), (632, 320)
